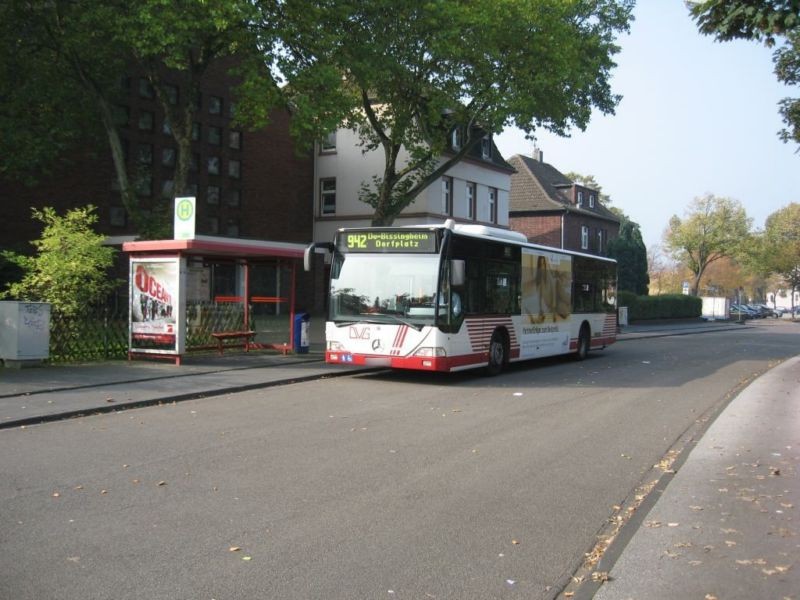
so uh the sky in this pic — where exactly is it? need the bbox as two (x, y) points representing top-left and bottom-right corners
(494, 1), (800, 250)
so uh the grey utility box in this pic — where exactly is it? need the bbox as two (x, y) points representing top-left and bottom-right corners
(0, 301), (51, 365)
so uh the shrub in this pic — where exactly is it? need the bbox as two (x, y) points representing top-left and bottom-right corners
(617, 293), (702, 321)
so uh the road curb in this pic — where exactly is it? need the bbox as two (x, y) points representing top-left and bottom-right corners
(0, 366), (377, 430)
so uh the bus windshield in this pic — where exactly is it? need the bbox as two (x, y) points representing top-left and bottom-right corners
(329, 253), (442, 327)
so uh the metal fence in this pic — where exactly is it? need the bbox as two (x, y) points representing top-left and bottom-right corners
(48, 303), (294, 363)
(49, 307), (129, 363)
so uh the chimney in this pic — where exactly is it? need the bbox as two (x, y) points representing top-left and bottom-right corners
(532, 147), (543, 163)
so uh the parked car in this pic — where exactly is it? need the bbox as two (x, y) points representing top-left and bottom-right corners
(744, 304), (768, 318)
(754, 304), (782, 318)
(730, 304), (755, 319)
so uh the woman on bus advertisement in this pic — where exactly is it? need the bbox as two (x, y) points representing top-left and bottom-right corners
(521, 249), (571, 324)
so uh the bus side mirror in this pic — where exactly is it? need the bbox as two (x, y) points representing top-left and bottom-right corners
(304, 242), (334, 272)
(450, 260), (465, 286)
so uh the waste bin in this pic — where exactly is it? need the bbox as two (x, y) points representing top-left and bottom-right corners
(293, 312), (310, 354)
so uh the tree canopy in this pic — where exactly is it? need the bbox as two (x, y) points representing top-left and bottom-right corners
(608, 220), (649, 295)
(689, 0), (800, 147)
(757, 202), (800, 306)
(664, 194), (752, 296)
(263, 0), (634, 225)
(0, 0), (272, 238)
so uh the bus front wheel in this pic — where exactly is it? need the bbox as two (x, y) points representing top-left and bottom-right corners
(486, 331), (507, 376)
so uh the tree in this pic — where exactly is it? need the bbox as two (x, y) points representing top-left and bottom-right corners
(1, 206), (117, 317)
(758, 203), (800, 310)
(688, 0), (800, 148)
(113, 0), (273, 237)
(264, 0), (634, 225)
(608, 219), (649, 295)
(0, 0), (140, 227)
(648, 244), (688, 295)
(0, 0), (274, 238)
(664, 194), (752, 296)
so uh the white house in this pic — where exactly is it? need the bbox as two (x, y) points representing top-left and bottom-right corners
(312, 127), (515, 244)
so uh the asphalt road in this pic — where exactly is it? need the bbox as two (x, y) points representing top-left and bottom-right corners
(0, 321), (797, 600)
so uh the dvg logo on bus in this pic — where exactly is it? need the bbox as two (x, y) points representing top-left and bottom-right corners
(349, 326), (370, 340)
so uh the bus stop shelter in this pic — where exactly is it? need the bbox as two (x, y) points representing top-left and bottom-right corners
(122, 236), (308, 365)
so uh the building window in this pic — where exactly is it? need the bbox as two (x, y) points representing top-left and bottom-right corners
(191, 123), (201, 141)
(137, 144), (153, 165)
(229, 130), (241, 150)
(209, 95), (223, 115)
(450, 128), (462, 150)
(589, 193), (596, 208)
(164, 84), (178, 105)
(208, 217), (219, 235)
(226, 219), (239, 237)
(228, 159), (240, 179)
(208, 156), (220, 175)
(138, 110), (154, 131)
(227, 189), (241, 208)
(161, 180), (174, 199)
(577, 190), (584, 207)
(161, 147), (176, 167)
(320, 131), (336, 153)
(207, 186), (220, 205)
(481, 136), (491, 159)
(466, 182), (476, 220)
(138, 78), (154, 99)
(488, 187), (497, 223)
(581, 225), (589, 250)
(597, 229), (605, 253)
(208, 126), (221, 146)
(320, 178), (336, 215)
(442, 176), (453, 215)
(190, 153), (199, 172)
(109, 206), (126, 227)
(134, 174), (152, 197)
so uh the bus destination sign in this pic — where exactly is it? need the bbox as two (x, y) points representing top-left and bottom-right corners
(340, 230), (438, 253)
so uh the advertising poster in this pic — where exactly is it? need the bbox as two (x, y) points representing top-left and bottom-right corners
(519, 248), (573, 358)
(129, 258), (182, 353)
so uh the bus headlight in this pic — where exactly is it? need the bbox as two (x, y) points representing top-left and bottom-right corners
(413, 347), (446, 357)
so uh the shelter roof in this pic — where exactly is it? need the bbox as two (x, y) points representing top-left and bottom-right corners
(122, 235), (307, 259)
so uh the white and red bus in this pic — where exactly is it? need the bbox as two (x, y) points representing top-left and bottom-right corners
(307, 220), (617, 374)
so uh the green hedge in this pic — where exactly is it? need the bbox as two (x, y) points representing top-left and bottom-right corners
(617, 293), (702, 321)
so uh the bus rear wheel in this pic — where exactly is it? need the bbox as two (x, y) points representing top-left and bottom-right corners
(575, 325), (590, 361)
(486, 331), (507, 376)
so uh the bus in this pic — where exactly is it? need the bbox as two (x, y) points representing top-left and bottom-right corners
(305, 220), (617, 374)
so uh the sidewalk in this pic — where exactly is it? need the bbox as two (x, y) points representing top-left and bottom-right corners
(590, 354), (800, 599)
(0, 350), (366, 429)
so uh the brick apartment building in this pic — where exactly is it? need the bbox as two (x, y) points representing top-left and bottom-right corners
(508, 151), (620, 255)
(0, 59), (322, 310)
(1, 59), (313, 250)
